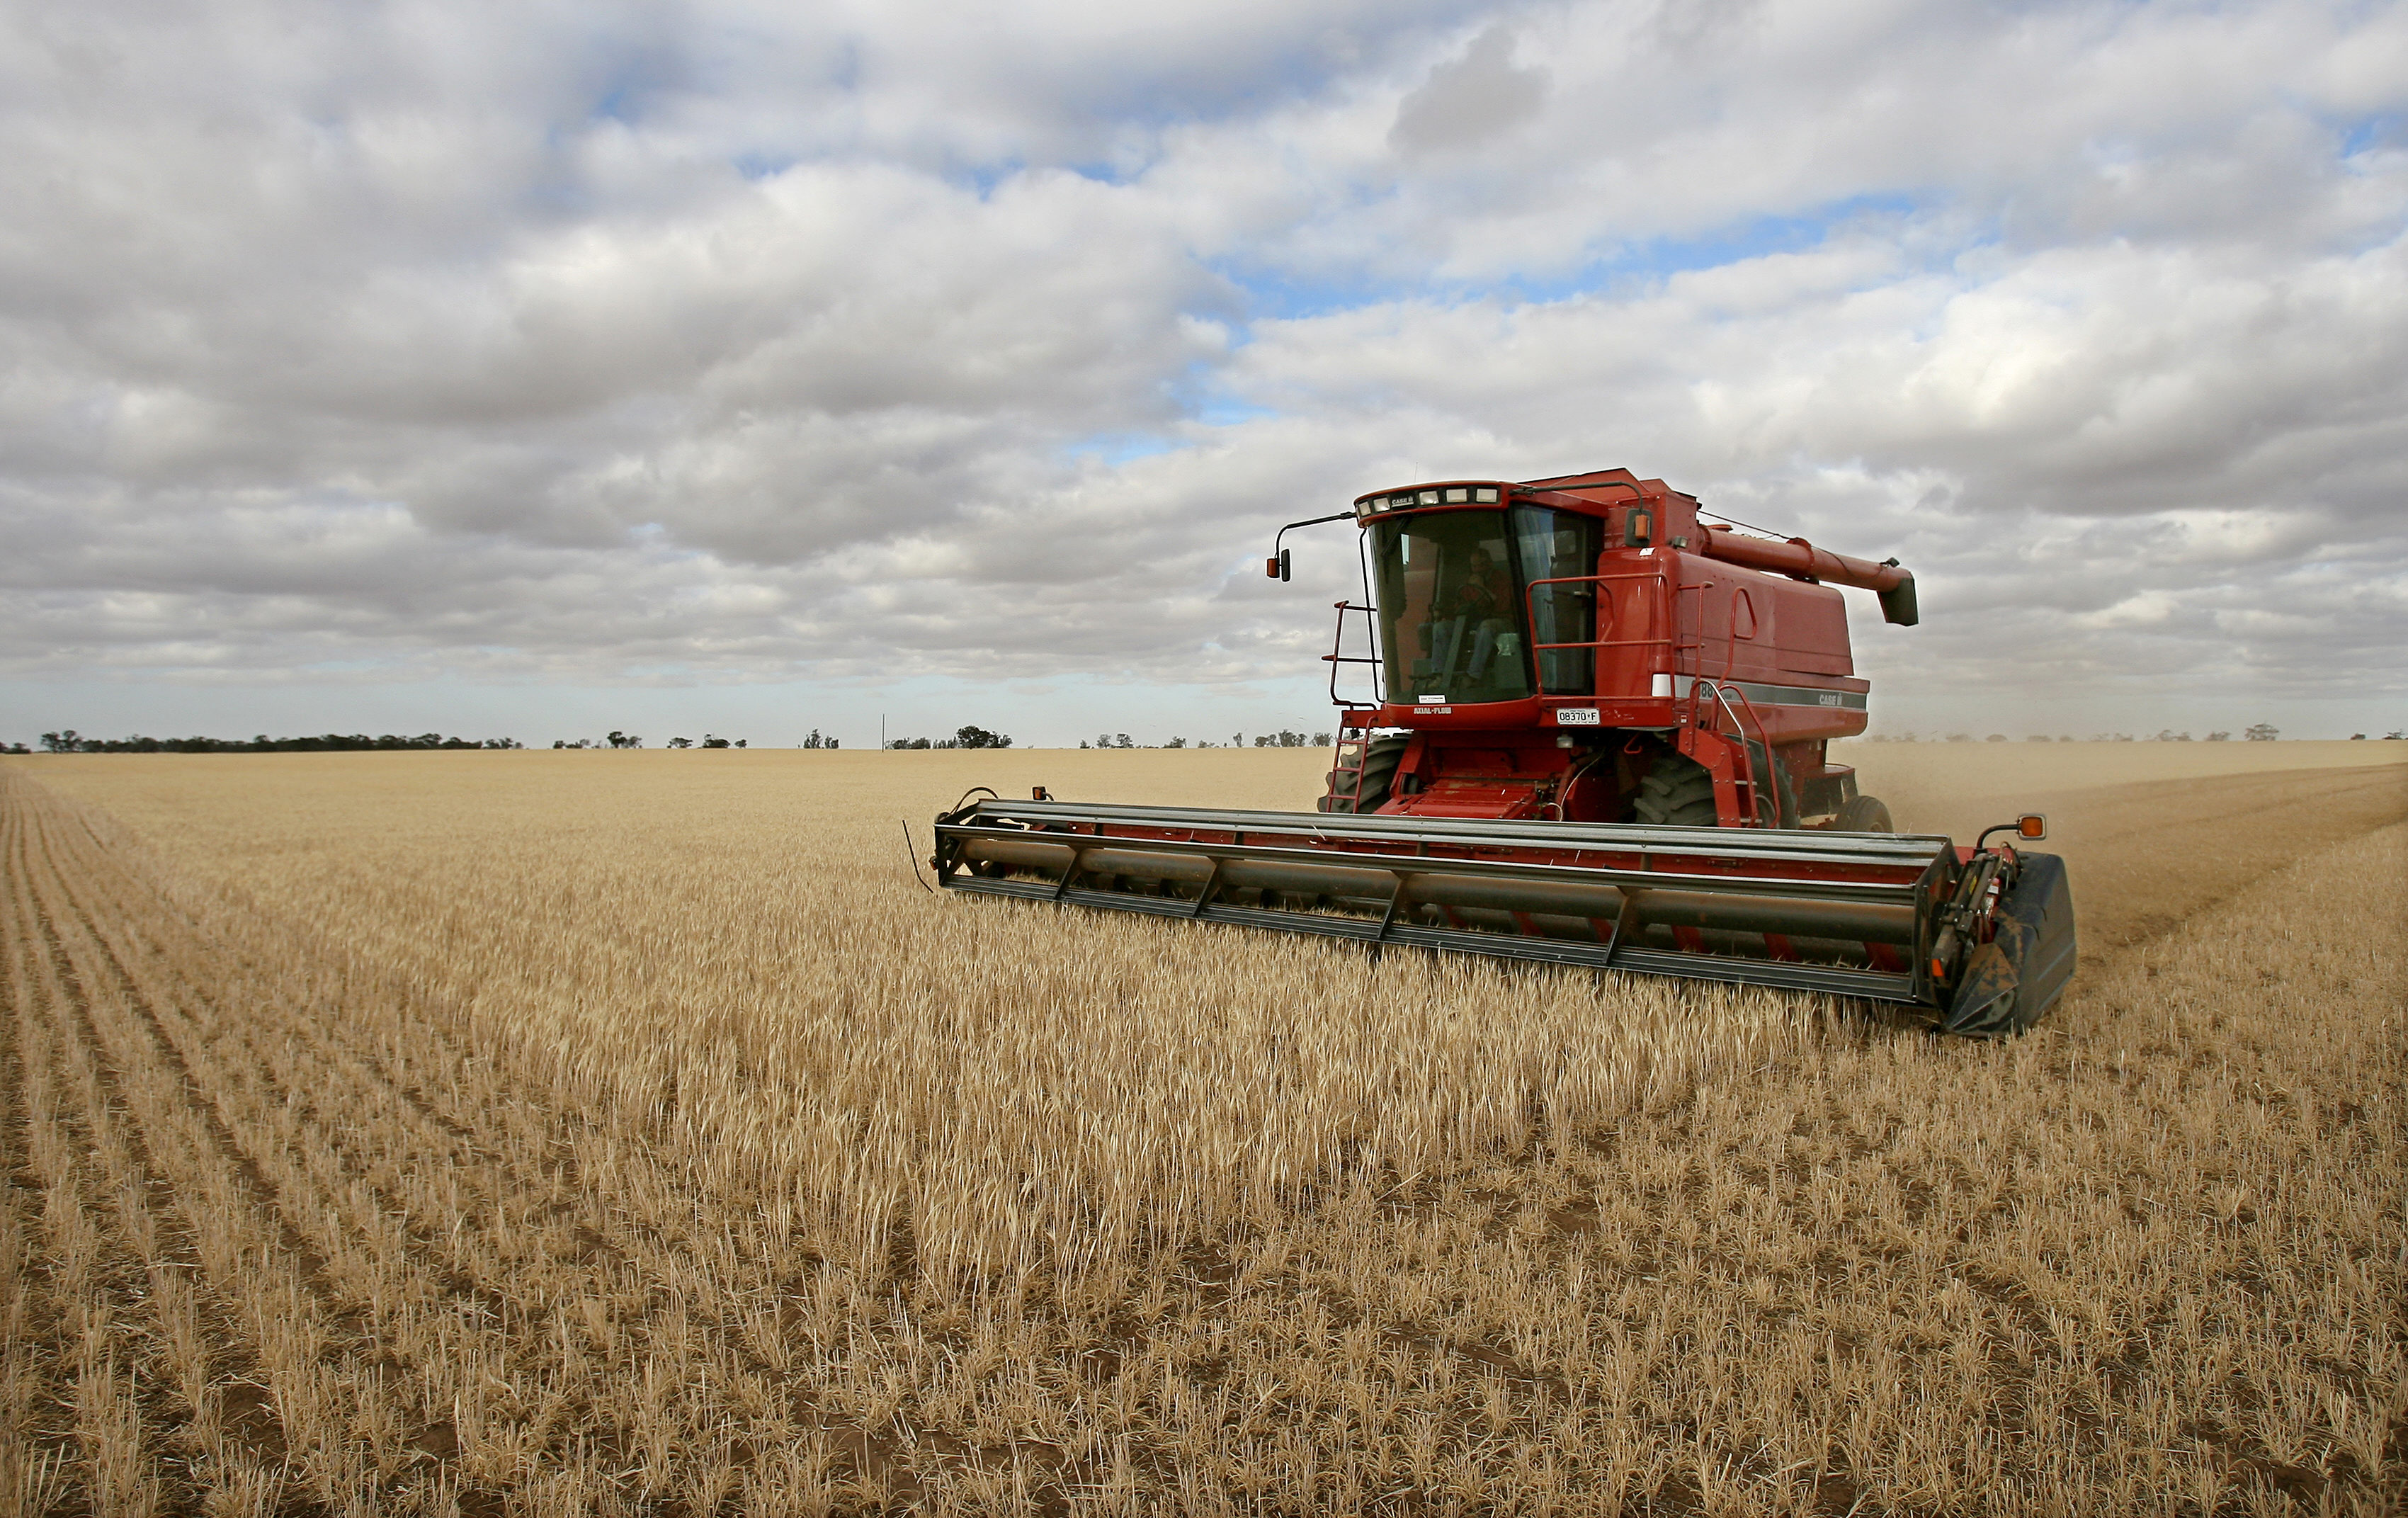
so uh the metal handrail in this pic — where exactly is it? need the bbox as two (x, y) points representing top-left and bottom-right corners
(1685, 677), (1782, 828)
(1320, 600), (1383, 708)
(1683, 679), (1758, 827)
(1521, 567), (1708, 695)
(1720, 684), (1781, 828)
(1522, 570), (1710, 649)
(1331, 565), (1730, 707)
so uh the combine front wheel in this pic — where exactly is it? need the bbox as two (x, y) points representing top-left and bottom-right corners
(1320, 735), (1409, 814)
(1633, 753), (1718, 827)
(1835, 795), (1895, 833)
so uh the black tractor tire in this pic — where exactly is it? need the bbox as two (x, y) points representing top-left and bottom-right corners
(1319, 735), (1409, 814)
(1751, 740), (1803, 829)
(1834, 794), (1894, 833)
(1632, 752), (1720, 827)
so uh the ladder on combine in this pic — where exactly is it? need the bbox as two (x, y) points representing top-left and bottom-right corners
(1318, 599), (1385, 813)
(1322, 718), (1378, 812)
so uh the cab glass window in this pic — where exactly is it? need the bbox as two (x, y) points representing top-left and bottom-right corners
(1511, 505), (1603, 695)
(1370, 510), (1531, 705)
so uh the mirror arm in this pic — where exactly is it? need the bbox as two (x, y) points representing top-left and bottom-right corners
(1273, 511), (1357, 554)
(1267, 510), (1361, 581)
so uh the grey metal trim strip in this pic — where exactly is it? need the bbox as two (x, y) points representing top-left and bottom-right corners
(940, 875), (1922, 1001)
(941, 821), (1925, 905)
(948, 800), (1944, 871)
(1675, 674), (1867, 711)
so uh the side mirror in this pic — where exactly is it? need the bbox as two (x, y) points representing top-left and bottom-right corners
(1265, 548), (1291, 582)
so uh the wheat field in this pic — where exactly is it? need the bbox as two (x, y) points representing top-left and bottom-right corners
(2, 744), (2402, 1515)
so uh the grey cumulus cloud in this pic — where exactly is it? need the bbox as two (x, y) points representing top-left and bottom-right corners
(1388, 25), (1548, 155)
(1, 0), (2404, 742)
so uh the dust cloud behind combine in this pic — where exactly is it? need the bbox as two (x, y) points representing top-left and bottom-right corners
(2, 742), (2401, 1514)
(1838, 741), (2408, 953)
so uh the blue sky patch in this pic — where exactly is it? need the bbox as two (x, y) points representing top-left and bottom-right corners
(1064, 432), (1186, 467)
(1210, 191), (1937, 323)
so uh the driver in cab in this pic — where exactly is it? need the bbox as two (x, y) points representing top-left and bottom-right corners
(1445, 548), (1511, 621)
(1434, 546), (1518, 691)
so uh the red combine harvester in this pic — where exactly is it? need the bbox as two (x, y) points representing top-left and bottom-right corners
(933, 468), (2074, 1035)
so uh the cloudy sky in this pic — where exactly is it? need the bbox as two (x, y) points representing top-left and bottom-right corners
(4, 0), (2403, 748)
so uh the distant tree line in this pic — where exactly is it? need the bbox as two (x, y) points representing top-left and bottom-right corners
(553, 732), (754, 749)
(888, 725), (1010, 750)
(32, 730), (521, 754)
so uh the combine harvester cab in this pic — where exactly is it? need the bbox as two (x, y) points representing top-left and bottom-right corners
(932, 468), (2077, 1035)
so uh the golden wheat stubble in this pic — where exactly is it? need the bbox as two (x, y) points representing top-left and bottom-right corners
(2, 748), (2402, 1513)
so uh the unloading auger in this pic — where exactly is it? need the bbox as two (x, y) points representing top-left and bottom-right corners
(931, 468), (2076, 1035)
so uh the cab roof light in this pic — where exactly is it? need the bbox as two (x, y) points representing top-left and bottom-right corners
(1356, 484), (1503, 512)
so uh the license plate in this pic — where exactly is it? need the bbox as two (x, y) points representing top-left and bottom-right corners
(1556, 708), (1601, 725)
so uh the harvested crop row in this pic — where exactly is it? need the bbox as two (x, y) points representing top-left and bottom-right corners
(5, 778), (373, 1513)
(4, 773), (753, 1509)
(6, 788), (195, 1517)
